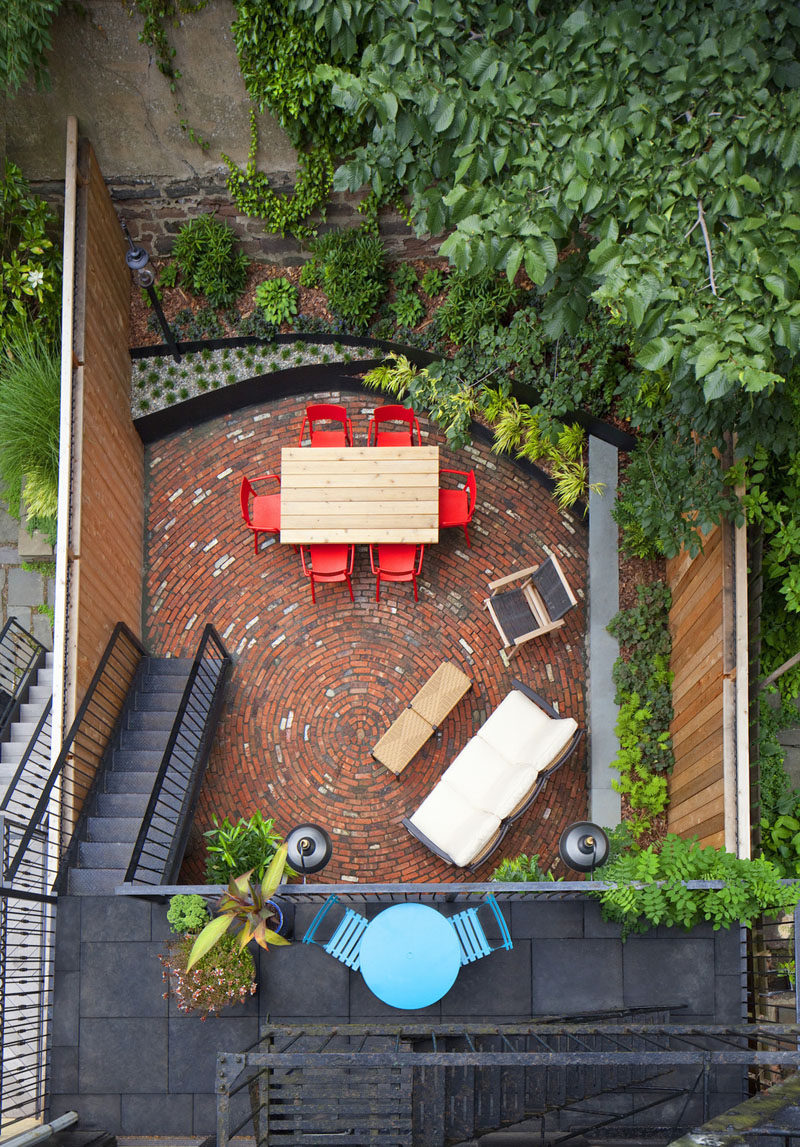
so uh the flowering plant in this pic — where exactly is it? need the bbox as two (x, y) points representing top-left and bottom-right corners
(159, 931), (256, 1020)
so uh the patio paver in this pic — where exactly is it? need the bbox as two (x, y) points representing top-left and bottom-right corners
(143, 388), (588, 883)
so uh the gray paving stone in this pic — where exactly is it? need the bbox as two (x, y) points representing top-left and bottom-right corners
(168, 1015), (258, 1093)
(122, 1093), (194, 1135)
(81, 941), (167, 1018)
(32, 610), (53, 648)
(588, 435), (621, 827)
(51, 1045), (79, 1094)
(622, 937), (714, 1015)
(530, 938), (623, 1014)
(582, 901), (622, 939)
(7, 604), (31, 630)
(55, 897), (82, 973)
(79, 1017), (168, 1093)
(510, 900), (583, 939)
(81, 895), (153, 942)
(259, 940), (350, 1018)
(0, 547), (19, 563)
(8, 565), (43, 606)
(0, 501), (19, 544)
(49, 1093), (121, 1131)
(441, 942), (532, 1017)
(52, 970), (80, 1046)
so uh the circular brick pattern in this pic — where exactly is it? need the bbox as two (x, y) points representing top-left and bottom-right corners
(144, 387), (589, 883)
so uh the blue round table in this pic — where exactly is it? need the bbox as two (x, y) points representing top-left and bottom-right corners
(359, 903), (462, 1009)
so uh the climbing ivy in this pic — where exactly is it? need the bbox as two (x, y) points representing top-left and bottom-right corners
(302, 0), (800, 410)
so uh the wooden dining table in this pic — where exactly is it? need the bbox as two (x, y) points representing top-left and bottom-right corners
(279, 445), (440, 545)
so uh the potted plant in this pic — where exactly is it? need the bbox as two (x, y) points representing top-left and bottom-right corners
(159, 893), (258, 1020)
(188, 843), (291, 971)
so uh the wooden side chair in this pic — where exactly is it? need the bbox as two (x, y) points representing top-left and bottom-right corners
(484, 554), (577, 664)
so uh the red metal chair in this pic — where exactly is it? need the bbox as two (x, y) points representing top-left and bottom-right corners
(300, 544), (355, 603)
(369, 544), (425, 602)
(439, 468), (477, 548)
(240, 474), (280, 554)
(299, 403), (353, 447)
(367, 404), (422, 447)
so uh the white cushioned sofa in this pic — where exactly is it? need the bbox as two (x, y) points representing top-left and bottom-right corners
(402, 680), (582, 868)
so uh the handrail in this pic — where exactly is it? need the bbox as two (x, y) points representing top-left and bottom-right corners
(0, 699), (52, 825)
(0, 618), (47, 743)
(125, 623), (231, 885)
(5, 622), (145, 884)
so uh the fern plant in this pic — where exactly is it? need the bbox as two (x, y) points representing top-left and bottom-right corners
(594, 835), (800, 940)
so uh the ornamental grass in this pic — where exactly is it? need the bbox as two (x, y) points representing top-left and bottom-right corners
(159, 931), (256, 1020)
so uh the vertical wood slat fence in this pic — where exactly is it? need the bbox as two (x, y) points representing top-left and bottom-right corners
(55, 119), (144, 745)
(666, 518), (748, 852)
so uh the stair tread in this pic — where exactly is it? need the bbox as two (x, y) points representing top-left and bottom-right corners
(86, 816), (145, 842)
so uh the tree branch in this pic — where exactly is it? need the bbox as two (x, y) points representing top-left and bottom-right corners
(696, 198), (718, 296)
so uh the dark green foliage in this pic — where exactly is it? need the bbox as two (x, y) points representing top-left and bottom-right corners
(490, 854), (560, 882)
(203, 811), (287, 884)
(436, 271), (520, 347)
(299, 259), (320, 288)
(1, 160), (62, 343)
(421, 267), (445, 298)
(311, 226), (387, 330)
(607, 581), (675, 774)
(3, 0), (62, 93)
(593, 835), (800, 940)
(390, 289), (424, 329)
(613, 434), (743, 560)
(171, 215), (249, 308)
(255, 277), (298, 326)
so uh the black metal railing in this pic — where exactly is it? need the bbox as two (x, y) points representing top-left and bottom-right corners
(5, 623), (145, 885)
(125, 624), (231, 885)
(0, 815), (57, 1126)
(0, 618), (46, 743)
(0, 700), (52, 832)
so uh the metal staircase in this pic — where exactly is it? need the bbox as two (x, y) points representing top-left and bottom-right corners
(67, 656), (194, 894)
(0, 651), (53, 803)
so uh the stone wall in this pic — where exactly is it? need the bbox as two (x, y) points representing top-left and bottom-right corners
(4, 0), (442, 266)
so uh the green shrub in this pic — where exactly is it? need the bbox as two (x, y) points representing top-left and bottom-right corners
(0, 321), (60, 526)
(390, 289), (424, 329)
(171, 214), (249, 308)
(299, 258), (320, 288)
(421, 267), (445, 297)
(593, 834), (800, 940)
(1, 160), (62, 343)
(203, 810), (288, 883)
(491, 854), (560, 882)
(436, 270), (520, 346)
(311, 226), (387, 330)
(167, 894), (210, 935)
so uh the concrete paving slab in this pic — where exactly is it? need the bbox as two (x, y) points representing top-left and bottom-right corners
(0, 502), (19, 544)
(588, 436), (621, 827)
(8, 565), (43, 606)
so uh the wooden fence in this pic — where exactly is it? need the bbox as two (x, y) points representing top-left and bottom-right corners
(666, 518), (748, 852)
(54, 121), (144, 736)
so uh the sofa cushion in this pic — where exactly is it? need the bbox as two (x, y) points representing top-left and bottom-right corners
(476, 689), (578, 772)
(443, 736), (544, 819)
(408, 778), (502, 868)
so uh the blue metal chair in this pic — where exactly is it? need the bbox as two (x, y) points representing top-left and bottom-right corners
(301, 894), (368, 971)
(448, 893), (513, 965)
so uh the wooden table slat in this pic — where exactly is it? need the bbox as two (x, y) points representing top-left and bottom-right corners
(281, 445), (440, 545)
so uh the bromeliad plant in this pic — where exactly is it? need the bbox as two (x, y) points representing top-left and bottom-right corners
(187, 843), (290, 971)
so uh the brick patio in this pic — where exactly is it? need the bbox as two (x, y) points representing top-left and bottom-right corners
(143, 386), (588, 884)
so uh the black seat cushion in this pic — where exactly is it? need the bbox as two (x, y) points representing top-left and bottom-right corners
(531, 558), (573, 621)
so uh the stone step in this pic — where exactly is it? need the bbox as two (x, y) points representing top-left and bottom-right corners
(146, 656), (194, 676)
(27, 684), (52, 704)
(104, 771), (156, 795)
(67, 867), (127, 895)
(132, 690), (184, 713)
(85, 816), (143, 843)
(9, 722), (39, 743)
(126, 709), (177, 731)
(78, 840), (133, 869)
(118, 729), (171, 752)
(20, 700), (51, 723)
(95, 792), (150, 818)
(111, 749), (162, 772)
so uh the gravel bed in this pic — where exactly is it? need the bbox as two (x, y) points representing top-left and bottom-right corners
(129, 339), (380, 418)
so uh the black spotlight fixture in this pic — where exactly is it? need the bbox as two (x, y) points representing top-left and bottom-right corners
(558, 821), (610, 876)
(120, 218), (181, 363)
(286, 823), (333, 880)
